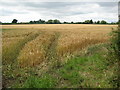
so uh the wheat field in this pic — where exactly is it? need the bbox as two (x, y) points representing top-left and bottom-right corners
(2, 24), (117, 67)
(2, 24), (118, 88)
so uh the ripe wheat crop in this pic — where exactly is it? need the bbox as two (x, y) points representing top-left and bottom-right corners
(2, 24), (117, 66)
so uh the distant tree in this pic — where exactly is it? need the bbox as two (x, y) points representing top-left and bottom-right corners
(54, 19), (61, 24)
(76, 22), (82, 24)
(26, 19), (112, 24)
(29, 19), (46, 24)
(100, 20), (107, 24)
(63, 22), (67, 24)
(94, 21), (97, 24)
(12, 19), (18, 23)
(33, 21), (36, 24)
(90, 19), (93, 24)
(110, 22), (116, 24)
(116, 21), (119, 24)
(47, 20), (54, 24)
(63, 22), (69, 24)
(96, 21), (100, 24)
(29, 21), (34, 24)
(38, 19), (45, 24)
(83, 20), (106, 24)
(84, 20), (90, 24)
(46, 19), (61, 24)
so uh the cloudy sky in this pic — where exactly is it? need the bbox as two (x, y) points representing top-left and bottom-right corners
(0, 0), (119, 23)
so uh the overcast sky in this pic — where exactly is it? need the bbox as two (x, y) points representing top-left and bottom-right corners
(0, 0), (119, 23)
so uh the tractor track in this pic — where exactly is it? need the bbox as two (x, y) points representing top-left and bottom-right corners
(35, 32), (60, 76)
(2, 31), (41, 88)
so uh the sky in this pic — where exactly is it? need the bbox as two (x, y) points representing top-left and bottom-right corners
(0, 0), (119, 23)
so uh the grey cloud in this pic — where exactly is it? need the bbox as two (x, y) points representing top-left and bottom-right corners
(0, 1), (118, 8)
(0, 1), (20, 7)
(20, 2), (117, 15)
(3, 1), (117, 8)
(0, 1), (118, 22)
(21, 2), (94, 16)
(97, 2), (118, 7)
(119, 2), (120, 15)
(1, 9), (28, 16)
(1, 1), (117, 15)
(21, 2), (74, 9)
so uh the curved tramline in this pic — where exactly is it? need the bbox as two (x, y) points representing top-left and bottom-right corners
(2, 30), (40, 87)
(17, 31), (60, 68)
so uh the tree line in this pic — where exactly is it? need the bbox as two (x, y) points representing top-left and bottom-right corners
(1, 19), (119, 24)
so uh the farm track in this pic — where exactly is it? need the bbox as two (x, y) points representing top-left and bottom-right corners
(16, 33), (41, 61)
(2, 32), (40, 88)
(3, 32), (40, 64)
(45, 32), (60, 61)
(35, 32), (60, 75)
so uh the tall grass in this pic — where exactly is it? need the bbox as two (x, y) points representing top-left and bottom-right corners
(55, 44), (114, 88)
(109, 28), (120, 63)
(107, 27), (120, 87)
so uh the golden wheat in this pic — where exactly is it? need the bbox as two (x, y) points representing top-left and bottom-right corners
(2, 24), (117, 66)
(17, 31), (56, 67)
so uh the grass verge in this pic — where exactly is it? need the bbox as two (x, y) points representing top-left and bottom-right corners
(17, 43), (118, 88)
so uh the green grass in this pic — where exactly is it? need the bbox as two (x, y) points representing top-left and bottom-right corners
(23, 75), (56, 88)
(54, 44), (117, 88)
(57, 55), (108, 87)
(10, 44), (118, 88)
(13, 74), (57, 88)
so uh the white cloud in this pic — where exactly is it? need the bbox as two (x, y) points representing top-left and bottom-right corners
(0, 1), (118, 23)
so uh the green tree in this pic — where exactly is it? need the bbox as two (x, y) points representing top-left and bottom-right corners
(94, 21), (97, 24)
(100, 20), (107, 24)
(90, 19), (93, 24)
(63, 22), (67, 24)
(116, 21), (119, 24)
(84, 20), (90, 24)
(38, 19), (45, 24)
(12, 19), (18, 23)
(53, 19), (61, 24)
(47, 20), (54, 24)
(29, 21), (34, 24)
(96, 21), (100, 24)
